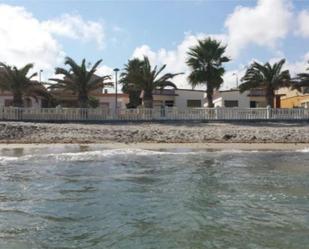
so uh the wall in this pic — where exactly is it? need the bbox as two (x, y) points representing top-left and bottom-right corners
(152, 95), (175, 107)
(95, 94), (129, 111)
(213, 97), (223, 107)
(277, 87), (309, 108)
(212, 90), (251, 108)
(0, 95), (42, 108)
(280, 95), (309, 108)
(174, 89), (206, 109)
(248, 96), (268, 107)
(224, 90), (250, 107)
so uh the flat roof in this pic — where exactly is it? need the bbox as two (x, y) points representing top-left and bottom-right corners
(218, 89), (240, 92)
(176, 88), (206, 92)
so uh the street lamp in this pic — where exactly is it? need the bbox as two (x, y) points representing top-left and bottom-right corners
(113, 68), (120, 112)
(232, 72), (239, 89)
(39, 69), (43, 83)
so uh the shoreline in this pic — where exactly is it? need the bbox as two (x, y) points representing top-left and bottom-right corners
(0, 142), (308, 151)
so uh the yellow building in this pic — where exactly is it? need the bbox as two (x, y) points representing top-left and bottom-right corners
(276, 87), (309, 108)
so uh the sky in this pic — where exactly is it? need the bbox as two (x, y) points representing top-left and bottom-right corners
(0, 0), (309, 91)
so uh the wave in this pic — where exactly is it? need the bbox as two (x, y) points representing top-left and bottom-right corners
(0, 156), (19, 165)
(216, 149), (260, 154)
(0, 149), (200, 164)
(1, 147), (307, 165)
(296, 148), (309, 153)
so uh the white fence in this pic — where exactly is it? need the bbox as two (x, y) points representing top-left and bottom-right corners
(0, 106), (308, 122)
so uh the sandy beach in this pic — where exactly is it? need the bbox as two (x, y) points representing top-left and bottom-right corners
(0, 121), (309, 146)
(0, 142), (309, 152)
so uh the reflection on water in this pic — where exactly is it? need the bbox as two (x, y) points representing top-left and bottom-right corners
(0, 147), (309, 249)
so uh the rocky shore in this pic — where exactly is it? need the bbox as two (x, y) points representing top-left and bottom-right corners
(0, 121), (309, 144)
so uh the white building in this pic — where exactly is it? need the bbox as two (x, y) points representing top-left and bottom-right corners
(150, 89), (206, 108)
(212, 89), (269, 108)
(212, 89), (251, 108)
(175, 89), (206, 108)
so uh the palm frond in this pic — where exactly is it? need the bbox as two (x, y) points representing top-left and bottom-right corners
(186, 37), (229, 93)
(239, 59), (290, 93)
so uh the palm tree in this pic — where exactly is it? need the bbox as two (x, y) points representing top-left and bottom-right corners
(291, 61), (309, 91)
(49, 57), (112, 108)
(186, 38), (230, 107)
(120, 58), (144, 108)
(0, 62), (47, 107)
(120, 56), (182, 108)
(239, 59), (290, 107)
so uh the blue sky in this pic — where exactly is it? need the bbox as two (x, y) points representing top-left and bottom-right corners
(0, 0), (309, 89)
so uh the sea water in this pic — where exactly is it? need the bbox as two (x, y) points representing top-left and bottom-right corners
(0, 145), (308, 249)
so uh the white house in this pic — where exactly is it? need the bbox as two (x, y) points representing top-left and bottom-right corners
(175, 89), (206, 108)
(212, 89), (251, 108)
(149, 88), (206, 108)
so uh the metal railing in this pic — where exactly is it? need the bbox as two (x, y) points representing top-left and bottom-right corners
(0, 106), (308, 122)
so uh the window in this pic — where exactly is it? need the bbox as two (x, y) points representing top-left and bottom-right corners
(187, 100), (201, 107)
(165, 100), (174, 107)
(250, 101), (256, 108)
(224, 100), (238, 107)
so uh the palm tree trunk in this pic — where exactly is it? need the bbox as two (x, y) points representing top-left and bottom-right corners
(78, 94), (88, 108)
(13, 92), (23, 107)
(266, 88), (274, 108)
(143, 90), (153, 108)
(206, 85), (214, 108)
(127, 90), (141, 108)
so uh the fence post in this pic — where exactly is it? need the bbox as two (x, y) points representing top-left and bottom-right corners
(0, 105), (3, 121)
(266, 105), (271, 119)
(215, 106), (219, 120)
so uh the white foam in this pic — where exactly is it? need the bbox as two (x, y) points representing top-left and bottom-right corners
(0, 156), (19, 165)
(42, 149), (200, 162)
(0, 149), (199, 163)
(217, 149), (260, 154)
(1, 147), (305, 164)
(296, 148), (309, 153)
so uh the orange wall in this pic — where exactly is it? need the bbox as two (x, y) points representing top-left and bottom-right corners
(280, 95), (309, 108)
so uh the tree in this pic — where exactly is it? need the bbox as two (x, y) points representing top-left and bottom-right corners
(120, 58), (144, 108)
(0, 62), (47, 107)
(186, 38), (230, 107)
(239, 59), (290, 107)
(291, 61), (309, 91)
(88, 96), (99, 108)
(120, 56), (182, 108)
(49, 57), (112, 108)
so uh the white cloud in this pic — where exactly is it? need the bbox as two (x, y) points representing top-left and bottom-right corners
(284, 52), (309, 77)
(132, 33), (228, 89)
(296, 10), (309, 37)
(96, 65), (119, 93)
(130, 0), (296, 90)
(0, 4), (107, 82)
(42, 14), (105, 49)
(225, 0), (293, 58)
(222, 68), (246, 90)
(0, 4), (64, 75)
